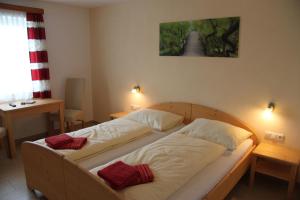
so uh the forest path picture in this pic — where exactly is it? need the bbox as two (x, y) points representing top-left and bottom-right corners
(183, 31), (204, 56)
(159, 17), (240, 57)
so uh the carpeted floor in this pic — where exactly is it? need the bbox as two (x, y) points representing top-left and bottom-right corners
(226, 172), (300, 200)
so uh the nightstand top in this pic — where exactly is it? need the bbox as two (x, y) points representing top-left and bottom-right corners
(109, 111), (129, 119)
(253, 143), (299, 165)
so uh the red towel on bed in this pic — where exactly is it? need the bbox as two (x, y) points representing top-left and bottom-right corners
(133, 164), (154, 184)
(45, 134), (87, 150)
(53, 137), (87, 150)
(97, 161), (154, 190)
(98, 161), (139, 190)
(45, 134), (73, 148)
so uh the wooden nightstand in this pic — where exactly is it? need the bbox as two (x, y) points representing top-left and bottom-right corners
(109, 111), (129, 120)
(249, 142), (299, 199)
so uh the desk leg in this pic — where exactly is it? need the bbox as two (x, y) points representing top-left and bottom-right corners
(4, 113), (16, 158)
(59, 102), (65, 134)
(46, 112), (53, 136)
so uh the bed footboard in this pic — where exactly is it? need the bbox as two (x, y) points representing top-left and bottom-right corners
(63, 158), (121, 200)
(21, 142), (67, 200)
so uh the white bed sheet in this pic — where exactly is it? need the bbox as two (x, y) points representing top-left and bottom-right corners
(77, 124), (185, 169)
(90, 133), (226, 200)
(35, 118), (152, 161)
(168, 138), (253, 200)
(81, 136), (252, 200)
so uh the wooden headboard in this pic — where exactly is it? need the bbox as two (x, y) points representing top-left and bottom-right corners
(149, 102), (257, 145)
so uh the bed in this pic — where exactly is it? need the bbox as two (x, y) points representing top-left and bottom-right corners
(21, 102), (190, 200)
(22, 102), (257, 200)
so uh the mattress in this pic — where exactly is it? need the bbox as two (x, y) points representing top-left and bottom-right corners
(78, 124), (185, 168)
(168, 138), (253, 200)
(35, 118), (151, 160)
(89, 133), (226, 200)
(81, 134), (252, 200)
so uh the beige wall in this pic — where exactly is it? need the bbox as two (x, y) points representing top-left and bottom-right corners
(1, 0), (93, 138)
(90, 0), (300, 150)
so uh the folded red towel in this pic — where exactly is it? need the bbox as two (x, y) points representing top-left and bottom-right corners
(53, 137), (87, 150)
(45, 134), (73, 148)
(134, 164), (154, 184)
(98, 161), (154, 190)
(98, 161), (139, 190)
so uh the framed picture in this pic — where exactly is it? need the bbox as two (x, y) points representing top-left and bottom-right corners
(159, 17), (240, 57)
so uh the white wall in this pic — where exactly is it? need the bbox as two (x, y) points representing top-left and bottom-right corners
(90, 0), (300, 151)
(1, 0), (93, 138)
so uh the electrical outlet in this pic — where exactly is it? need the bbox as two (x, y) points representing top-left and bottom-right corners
(264, 131), (285, 143)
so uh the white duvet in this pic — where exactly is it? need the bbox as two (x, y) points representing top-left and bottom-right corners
(35, 118), (151, 160)
(90, 133), (226, 200)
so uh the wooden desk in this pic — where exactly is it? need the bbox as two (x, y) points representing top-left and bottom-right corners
(0, 99), (64, 158)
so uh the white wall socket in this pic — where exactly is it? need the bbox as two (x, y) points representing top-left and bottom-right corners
(264, 131), (285, 143)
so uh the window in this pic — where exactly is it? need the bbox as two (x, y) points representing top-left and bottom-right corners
(0, 9), (33, 102)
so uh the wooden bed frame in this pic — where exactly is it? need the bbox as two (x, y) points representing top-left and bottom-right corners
(22, 102), (257, 200)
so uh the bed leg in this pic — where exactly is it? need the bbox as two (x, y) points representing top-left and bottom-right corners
(249, 156), (257, 189)
(26, 182), (34, 191)
(66, 121), (70, 131)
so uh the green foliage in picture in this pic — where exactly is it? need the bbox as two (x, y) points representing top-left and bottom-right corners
(159, 17), (240, 57)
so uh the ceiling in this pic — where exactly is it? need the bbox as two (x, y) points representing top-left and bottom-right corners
(40, 0), (129, 8)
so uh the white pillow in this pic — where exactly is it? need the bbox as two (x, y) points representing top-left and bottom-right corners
(180, 118), (252, 150)
(124, 108), (184, 131)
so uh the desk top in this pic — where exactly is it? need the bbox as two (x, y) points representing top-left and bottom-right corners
(0, 99), (63, 112)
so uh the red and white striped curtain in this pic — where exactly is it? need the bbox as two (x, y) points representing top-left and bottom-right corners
(26, 13), (51, 98)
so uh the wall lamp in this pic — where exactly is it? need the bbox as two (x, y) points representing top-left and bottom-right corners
(131, 85), (141, 94)
(263, 102), (275, 120)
